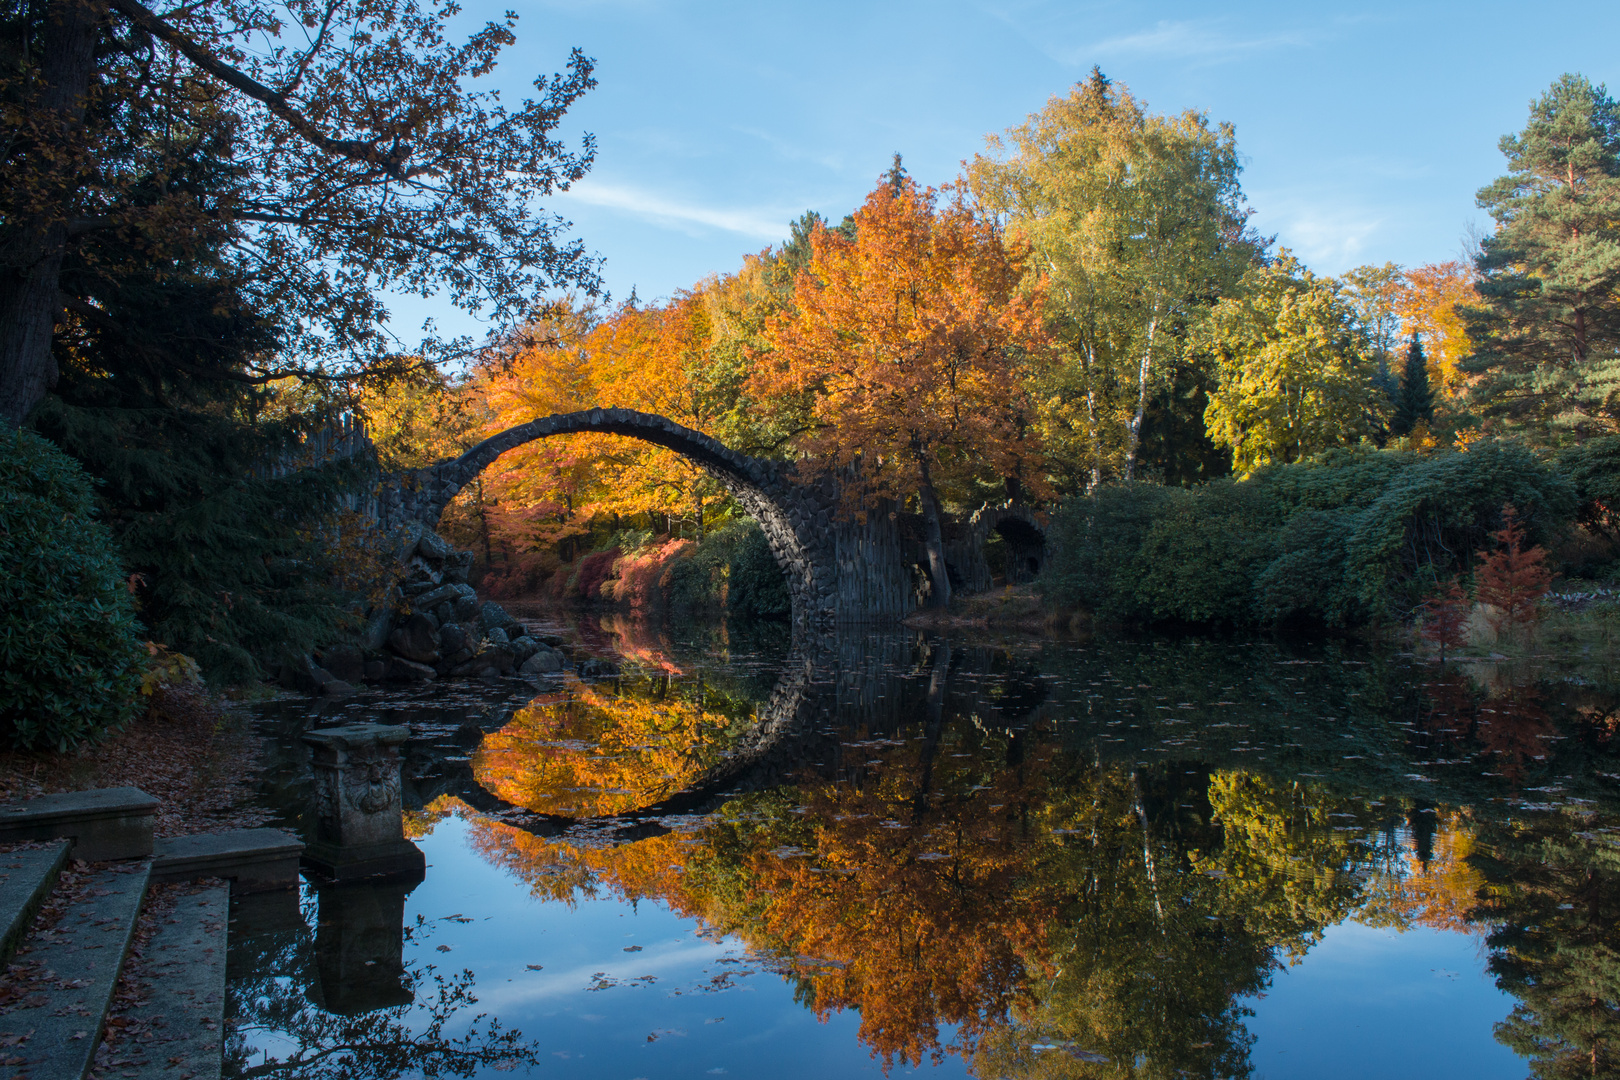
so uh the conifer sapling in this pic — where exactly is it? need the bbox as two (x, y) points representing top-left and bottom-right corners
(1473, 503), (1552, 640)
(1420, 576), (1470, 662)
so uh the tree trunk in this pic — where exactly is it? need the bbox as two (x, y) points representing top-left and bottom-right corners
(1083, 340), (1102, 492)
(916, 457), (951, 609)
(1122, 313), (1158, 482)
(0, 0), (105, 427)
(910, 641), (950, 820)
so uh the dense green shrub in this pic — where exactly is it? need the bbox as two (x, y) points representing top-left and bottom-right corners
(1041, 441), (1578, 628)
(667, 520), (792, 619)
(1558, 436), (1620, 543)
(0, 430), (146, 749)
(1040, 484), (1179, 619)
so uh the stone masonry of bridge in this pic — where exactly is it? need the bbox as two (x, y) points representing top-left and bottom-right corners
(379, 408), (926, 631)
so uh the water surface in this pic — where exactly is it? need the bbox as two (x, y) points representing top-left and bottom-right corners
(226, 617), (1620, 1079)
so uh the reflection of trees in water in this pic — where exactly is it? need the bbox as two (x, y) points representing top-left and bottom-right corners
(472, 676), (759, 817)
(223, 888), (537, 1080)
(1470, 816), (1620, 1078)
(447, 739), (1398, 1076)
(432, 627), (1620, 1078)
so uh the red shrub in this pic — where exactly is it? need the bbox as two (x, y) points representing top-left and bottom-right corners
(608, 539), (694, 612)
(1419, 576), (1470, 662)
(573, 548), (622, 602)
(1474, 503), (1551, 639)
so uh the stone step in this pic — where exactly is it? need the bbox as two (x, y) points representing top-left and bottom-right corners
(0, 842), (70, 966)
(151, 830), (303, 894)
(0, 789), (157, 861)
(119, 883), (229, 1080)
(0, 860), (151, 1080)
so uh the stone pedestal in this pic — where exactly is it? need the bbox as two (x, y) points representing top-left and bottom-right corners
(300, 724), (425, 882)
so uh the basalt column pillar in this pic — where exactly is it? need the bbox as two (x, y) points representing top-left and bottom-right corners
(301, 724), (426, 882)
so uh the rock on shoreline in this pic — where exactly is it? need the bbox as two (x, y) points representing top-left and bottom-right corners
(280, 523), (568, 694)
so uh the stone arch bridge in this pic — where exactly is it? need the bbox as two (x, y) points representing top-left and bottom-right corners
(379, 409), (1043, 629)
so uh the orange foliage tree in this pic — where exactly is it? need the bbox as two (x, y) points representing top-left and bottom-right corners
(1396, 261), (1478, 394)
(467, 258), (796, 592)
(751, 180), (1049, 606)
(473, 679), (751, 817)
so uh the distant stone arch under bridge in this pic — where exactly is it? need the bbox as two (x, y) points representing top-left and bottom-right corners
(379, 408), (943, 631)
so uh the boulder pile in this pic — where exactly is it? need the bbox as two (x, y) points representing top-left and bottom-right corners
(285, 522), (568, 695)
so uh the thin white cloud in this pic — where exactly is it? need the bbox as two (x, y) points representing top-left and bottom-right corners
(1048, 18), (1317, 67)
(733, 126), (845, 172)
(555, 180), (791, 240)
(1254, 193), (1386, 273)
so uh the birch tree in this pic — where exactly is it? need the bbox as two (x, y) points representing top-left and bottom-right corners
(968, 69), (1258, 489)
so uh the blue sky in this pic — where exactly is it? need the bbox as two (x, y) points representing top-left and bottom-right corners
(404, 0), (1619, 340)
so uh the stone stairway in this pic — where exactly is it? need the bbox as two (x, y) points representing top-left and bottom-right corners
(0, 790), (302, 1080)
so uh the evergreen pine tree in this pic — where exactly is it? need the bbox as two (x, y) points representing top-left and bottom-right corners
(1391, 333), (1436, 437)
(31, 143), (378, 683)
(883, 152), (909, 192)
(1470, 74), (1620, 440)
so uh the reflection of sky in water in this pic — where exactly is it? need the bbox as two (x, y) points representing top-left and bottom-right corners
(1245, 922), (1520, 1080)
(400, 817), (962, 1078)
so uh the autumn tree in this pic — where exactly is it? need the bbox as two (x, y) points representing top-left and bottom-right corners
(474, 678), (751, 817)
(1397, 261), (1478, 394)
(1474, 503), (1552, 639)
(1, 0), (600, 426)
(470, 261), (799, 565)
(752, 179), (1048, 606)
(967, 69), (1259, 490)
(1341, 263), (1407, 364)
(1341, 261), (1406, 410)
(1419, 577), (1471, 662)
(1196, 254), (1386, 473)
(1470, 73), (1620, 440)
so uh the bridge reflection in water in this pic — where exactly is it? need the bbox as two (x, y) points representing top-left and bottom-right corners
(229, 622), (1620, 1080)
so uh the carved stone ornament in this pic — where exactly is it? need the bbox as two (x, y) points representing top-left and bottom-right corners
(343, 746), (402, 815)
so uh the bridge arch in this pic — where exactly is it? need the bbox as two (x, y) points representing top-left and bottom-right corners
(384, 409), (838, 631)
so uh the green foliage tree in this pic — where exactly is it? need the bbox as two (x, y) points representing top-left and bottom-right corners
(1391, 334), (1437, 437)
(1475, 820), (1620, 1080)
(0, 428), (145, 749)
(1470, 73), (1620, 440)
(1556, 434), (1620, 542)
(667, 519), (792, 618)
(968, 68), (1260, 491)
(1198, 255), (1387, 474)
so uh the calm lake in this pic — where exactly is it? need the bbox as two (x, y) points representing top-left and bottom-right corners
(225, 614), (1620, 1080)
